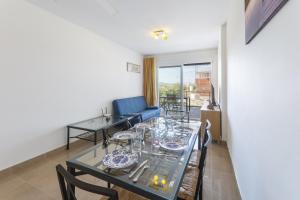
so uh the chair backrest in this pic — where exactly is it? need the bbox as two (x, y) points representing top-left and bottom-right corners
(201, 120), (211, 148)
(195, 128), (211, 200)
(166, 93), (177, 100)
(166, 94), (180, 105)
(199, 128), (211, 170)
(56, 164), (118, 200)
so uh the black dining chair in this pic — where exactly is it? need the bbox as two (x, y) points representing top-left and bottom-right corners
(201, 120), (211, 148)
(56, 164), (118, 200)
(166, 93), (181, 111)
(177, 124), (212, 200)
(189, 120), (211, 167)
(198, 119), (211, 150)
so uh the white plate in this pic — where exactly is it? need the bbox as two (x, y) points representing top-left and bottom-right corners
(102, 149), (138, 169)
(112, 131), (135, 141)
(174, 125), (193, 133)
(134, 123), (151, 129)
(159, 140), (187, 152)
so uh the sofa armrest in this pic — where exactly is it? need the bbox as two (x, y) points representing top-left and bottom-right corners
(146, 106), (159, 110)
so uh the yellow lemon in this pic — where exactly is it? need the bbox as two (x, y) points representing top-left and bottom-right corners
(153, 175), (159, 181)
(161, 179), (166, 185)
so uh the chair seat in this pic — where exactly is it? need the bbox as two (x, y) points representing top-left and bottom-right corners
(178, 166), (200, 200)
(188, 149), (201, 167)
(100, 186), (148, 200)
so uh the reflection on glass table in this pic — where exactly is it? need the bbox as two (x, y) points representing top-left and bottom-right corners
(67, 117), (201, 200)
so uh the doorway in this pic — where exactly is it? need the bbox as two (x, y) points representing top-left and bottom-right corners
(158, 63), (212, 120)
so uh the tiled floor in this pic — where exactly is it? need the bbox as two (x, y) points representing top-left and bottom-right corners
(0, 140), (241, 200)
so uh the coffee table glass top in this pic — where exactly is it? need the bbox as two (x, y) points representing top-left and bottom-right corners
(67, 115), (136, 131)
(67, 117), (200, 200)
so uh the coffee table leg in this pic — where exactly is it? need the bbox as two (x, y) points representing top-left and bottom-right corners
(102, 129), (107, 146)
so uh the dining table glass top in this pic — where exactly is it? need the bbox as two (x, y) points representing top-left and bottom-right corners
(67, 117), (201, 200)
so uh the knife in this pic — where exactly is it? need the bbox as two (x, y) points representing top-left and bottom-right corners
(133, 165), (149, 183)
(142, 150), (179, 158)
(129, 160), (148, 178)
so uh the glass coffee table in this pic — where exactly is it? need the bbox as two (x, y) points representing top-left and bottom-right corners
(66, 117), (200, 200)
(66, 114), (141, 149)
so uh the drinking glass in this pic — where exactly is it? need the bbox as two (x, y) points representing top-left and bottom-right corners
(131, 124), (145, 153)
(151, 129), (161, 150)
(131, 132), (142, 153)
(134, 123), (146, 142)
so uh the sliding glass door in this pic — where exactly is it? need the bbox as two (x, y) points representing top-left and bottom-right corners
(158, 63), (212, 119)
(158, 66), (182, 112)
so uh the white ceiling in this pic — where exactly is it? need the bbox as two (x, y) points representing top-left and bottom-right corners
(26, 0), (228, 55)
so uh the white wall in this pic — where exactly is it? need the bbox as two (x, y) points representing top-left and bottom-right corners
(154, 49), (219, 99)
(0, 0), (142, 170)
(227, 0), (300, 199)
(218, 23), (228, 141)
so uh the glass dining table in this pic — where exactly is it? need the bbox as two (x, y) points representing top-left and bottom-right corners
(66, 117), (201, 200)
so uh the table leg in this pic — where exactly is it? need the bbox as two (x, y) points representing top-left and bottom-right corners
(186, 98), (188, 112)
(198, 134), (201, 150)
(94, 131), (97, 145)
(67, 127), (70, 150)
(67, 166), (76, 200)
(102, 129), (107, 147)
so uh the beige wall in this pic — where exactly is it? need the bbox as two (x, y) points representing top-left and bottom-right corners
(218, 23), (228, 141)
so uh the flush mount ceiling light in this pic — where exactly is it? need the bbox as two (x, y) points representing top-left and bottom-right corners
(151, 30), (169, 41)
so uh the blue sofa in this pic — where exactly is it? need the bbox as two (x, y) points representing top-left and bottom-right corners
(112, 96), (160, 122)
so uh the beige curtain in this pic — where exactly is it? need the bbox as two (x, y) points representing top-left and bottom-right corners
(143, 57), (157, 106)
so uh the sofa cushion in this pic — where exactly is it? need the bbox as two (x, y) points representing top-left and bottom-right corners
(113, 96), (160, 124)
(113, 96), (148, 115)
(139, 109), (160, 121)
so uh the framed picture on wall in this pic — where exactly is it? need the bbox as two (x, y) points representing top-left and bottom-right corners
(245, 0), (289, 44)
(127, 62), (141, 73)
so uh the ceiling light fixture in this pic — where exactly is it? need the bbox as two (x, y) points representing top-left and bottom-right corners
(151, 30), (169, 41)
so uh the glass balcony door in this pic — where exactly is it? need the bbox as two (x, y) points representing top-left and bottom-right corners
(158, 66), (183, 113)
(183, 63), (211, 119)
(158, 63), (212, 120)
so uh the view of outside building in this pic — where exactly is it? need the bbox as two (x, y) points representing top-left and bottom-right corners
(183, 64), (211, 107)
